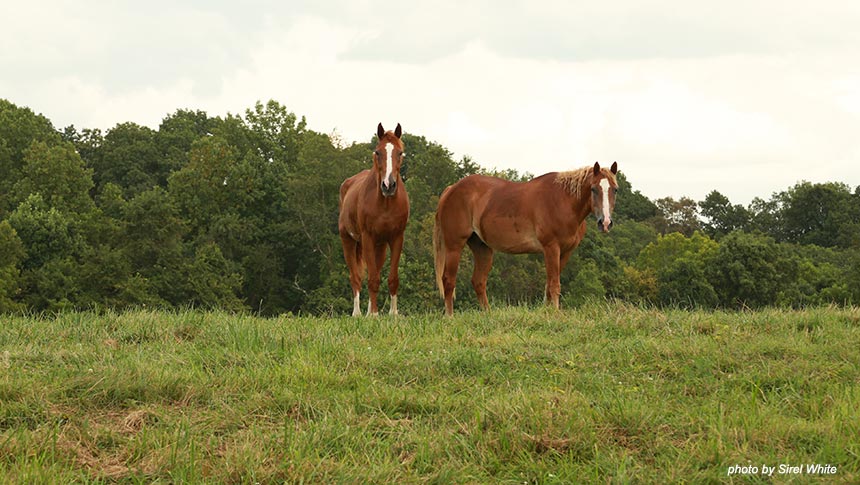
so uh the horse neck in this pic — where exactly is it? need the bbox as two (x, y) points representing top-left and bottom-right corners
(551, 176), (594, 223)
(575, 185), (595, 223)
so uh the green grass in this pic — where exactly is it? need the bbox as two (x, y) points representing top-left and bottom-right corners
(1, 304), (858, 483)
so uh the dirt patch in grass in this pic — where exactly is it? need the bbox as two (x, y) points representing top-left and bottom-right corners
(526, 434), (575, 453)
(120, 409), (159, 433)
(55, 426), (130, 480)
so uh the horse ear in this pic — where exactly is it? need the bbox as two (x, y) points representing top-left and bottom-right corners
(610, 161), (618, 174)
(394, 123), (402, 138)
(593, 161), (601, 176)
(377, 123), (385, 139)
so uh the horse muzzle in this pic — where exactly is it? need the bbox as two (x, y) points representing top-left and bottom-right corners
(380, 178), (397, 197)
(597, 217), (613, 233)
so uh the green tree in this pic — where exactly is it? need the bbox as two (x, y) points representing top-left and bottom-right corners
(12, 141), (95, 215)
(120, 187), (185, 305)
(562, 259), (606, 307)
(845, 250), (860, 304)
(651, 196), (701, 236)
(606, 220), (658, 262)
(184, 242), (245, 311)
(398, 213), (441, 314)
(8, 194), (84, 270)
(399, 133), (463, 200)
(613, 172), (658, 222)
(747, 195), (784, 240)
(281, 130), (354, 309)
(63, 126), (104, 176)
(635, 232), (718, 308)
(780, 181), (859, 248)
(567, 229), (628, 299)
(168, 136), (242, 232)
(637, 232), (718, 272)
(156, 109), (215, 174)
(0, 221), (26, 312)
(92, 122), (163, 198)
(7, 194), (88, 310)
(0, 99), (62, 214)
(699, 190), (750, 239)
(244, 100), (307, 164)
(656, 257), (718, 308)
(708, 231), (782, 308)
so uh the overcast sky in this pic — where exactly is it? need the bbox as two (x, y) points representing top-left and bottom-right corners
(3, 1), (859, 204)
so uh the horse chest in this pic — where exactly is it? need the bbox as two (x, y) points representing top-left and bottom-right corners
(557, 221), (588, 251)
(360, 204), (407, 235)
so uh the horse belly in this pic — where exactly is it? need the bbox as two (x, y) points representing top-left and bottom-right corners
(488, 237), (542, 254)
(477, 219), (542, 254)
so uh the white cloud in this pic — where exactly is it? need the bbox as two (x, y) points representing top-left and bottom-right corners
(3, 3), (860, 206)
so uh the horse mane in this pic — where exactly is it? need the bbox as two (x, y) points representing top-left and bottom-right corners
(554, 166), (617, 197)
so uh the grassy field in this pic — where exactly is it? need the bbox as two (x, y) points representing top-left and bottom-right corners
(1, 304), (858, 483)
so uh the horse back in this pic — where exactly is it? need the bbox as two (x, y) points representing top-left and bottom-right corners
(439, 175), (509, 212)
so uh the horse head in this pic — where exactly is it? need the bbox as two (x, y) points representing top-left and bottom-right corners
(373, 123), (404, 198)
(590, 161), (618, 233)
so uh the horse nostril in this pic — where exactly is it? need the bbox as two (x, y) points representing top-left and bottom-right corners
(597, 217), (604, 230)
(608, 220), (614, 230)
(381, 178), (397, 196)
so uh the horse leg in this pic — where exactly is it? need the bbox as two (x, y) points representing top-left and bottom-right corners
(558, 248), (574, 308)
(387, 234), (404, 315)
(442, 235), (469, 316)
(361, 234), (380, 316)
(366, 241), (387, 316)
(341, 233), (363, 316)
(467, 235), (494, 311)
(542, 243), (561, 309)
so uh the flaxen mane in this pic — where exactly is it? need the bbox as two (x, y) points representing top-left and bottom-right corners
(554, 166), (617, 197)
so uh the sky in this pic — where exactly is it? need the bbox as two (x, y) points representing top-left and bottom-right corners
(3, 1), (860, 205)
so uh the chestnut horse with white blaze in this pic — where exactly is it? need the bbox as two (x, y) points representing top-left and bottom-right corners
(339, 123), (409, 316)
(434, 161), (618, 315)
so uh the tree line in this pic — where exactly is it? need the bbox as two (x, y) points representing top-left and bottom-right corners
(1, 98), (859, 315)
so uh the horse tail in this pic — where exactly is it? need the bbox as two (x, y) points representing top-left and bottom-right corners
(433, 213), (446, 299)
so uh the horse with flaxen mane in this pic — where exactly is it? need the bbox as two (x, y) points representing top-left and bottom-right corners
(339, 123), (409, 316)
(433, 161), (618, 315)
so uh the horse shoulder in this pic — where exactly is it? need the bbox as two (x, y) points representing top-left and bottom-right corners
(341, 169), (372, 196)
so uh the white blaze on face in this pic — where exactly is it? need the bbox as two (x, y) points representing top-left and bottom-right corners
(383, 142), (394, 187)
(600, 178), (612, 224)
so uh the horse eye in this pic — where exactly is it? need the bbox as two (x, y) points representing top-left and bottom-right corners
(591, 187), (599, 194)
